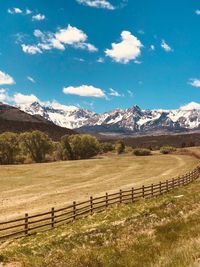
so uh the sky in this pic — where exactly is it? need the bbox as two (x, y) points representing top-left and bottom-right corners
(0, 0), (200, 113)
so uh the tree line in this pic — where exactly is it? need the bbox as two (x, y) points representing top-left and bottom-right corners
(0, 131), (126, 165)
(0, 131), (178, 165)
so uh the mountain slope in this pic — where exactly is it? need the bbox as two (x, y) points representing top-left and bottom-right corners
(18, 102), (200, 135)
(0, 103), (75, 140)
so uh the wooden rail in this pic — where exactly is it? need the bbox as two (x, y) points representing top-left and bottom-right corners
(0, 165), (200, 241)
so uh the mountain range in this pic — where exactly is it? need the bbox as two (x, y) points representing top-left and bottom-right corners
(17, 101), (200, 136)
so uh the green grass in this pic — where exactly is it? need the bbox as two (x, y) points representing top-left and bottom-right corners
(0, 153), (198, 221)
(1, 179), (200, 267)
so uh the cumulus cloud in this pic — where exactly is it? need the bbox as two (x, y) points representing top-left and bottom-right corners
(8, 7), (23, 14)
(32, 13), (46, 21)
(109, 88), (121, 97)
(0, 70), (15, 85)
(21, 44), (42, 55)
(189, 79), (200, 88)
(13, 93), (39, 105)
(63, 85), (105, 98)
(105, 31), (143, 64)
(161, 40), (173, 52)
(97, 57), (104, 63)
(21, 25), (97, 54)
(180, 102), (200, 110)
(76, 0), (115, 10)
(27, 76), (36, 83)
(195, 10), (200, 15)
(8, 7), (33, 15)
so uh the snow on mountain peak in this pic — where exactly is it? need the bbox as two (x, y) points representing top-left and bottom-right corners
(17, 101), (200, 133)
(180, 102), (200, 111)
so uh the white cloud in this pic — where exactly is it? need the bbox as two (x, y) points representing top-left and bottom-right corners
(105, 31), (143, 64)
(161, 40), (173, 52)
(8, 7), (23, 14)
(180, 102), (200, 110)
(21, 44), (42, 54)
(109, 88), (121, 97)
(97, 57), (104, 63)
(13, 93), (39, 105)
(189, 79), (200, 88)
(0, 89), (7, 102)
(127, 90), (134, 97)
(0, 70), (15, 85)
(75, 42), (98, 52)
(27, 76), (36, 83)
(76, 0), (115, 10)
(150, 45), (155, 51)
(26, 9), (32, 15)
(55, 25), (87, 44)
(32, 13), (46, 21)
(63, 85), (105, 98)
(195, 10), (200, 15)
(8, 7), (33, 15)
(22, 25), (97, 54)
(33, 30), (44, 38)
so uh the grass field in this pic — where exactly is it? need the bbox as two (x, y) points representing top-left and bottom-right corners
(1, 178), (200, 267)
(0, 153), (199, 221)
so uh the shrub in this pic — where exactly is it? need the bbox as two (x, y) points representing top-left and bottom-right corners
(0, 132), (20, 164)
(100, 142), (114, 154)
(115, 140), (125, 154)
(160, 146), (176, 154)
(20, 131), (53, 163)
(133, 148), (151, 156)
(61, 134), (100, 160)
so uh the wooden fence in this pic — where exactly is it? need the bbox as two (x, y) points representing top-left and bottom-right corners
(0, 165), (200, 241)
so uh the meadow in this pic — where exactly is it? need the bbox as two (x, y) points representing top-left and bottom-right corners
(0, 152), (198, 221)
(1, 175), (200, 267)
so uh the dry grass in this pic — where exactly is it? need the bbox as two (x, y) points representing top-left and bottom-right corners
(1, 178), (200, 267)
(0, 153), (198, 221)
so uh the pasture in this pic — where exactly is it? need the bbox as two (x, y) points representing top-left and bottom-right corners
(0, 153), (199, 221)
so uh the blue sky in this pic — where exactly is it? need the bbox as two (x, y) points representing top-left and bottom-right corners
(0, 0), (200, 113)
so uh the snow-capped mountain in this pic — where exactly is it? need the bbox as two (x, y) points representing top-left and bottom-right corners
(17, 101), (200, 135)
(18, 101), (96, 129)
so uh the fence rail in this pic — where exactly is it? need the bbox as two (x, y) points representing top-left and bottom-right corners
(1, 165), (200, 241)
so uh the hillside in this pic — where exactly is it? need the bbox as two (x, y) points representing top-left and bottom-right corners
(1, 178), (200, 267)
(0, 103), (75, 140)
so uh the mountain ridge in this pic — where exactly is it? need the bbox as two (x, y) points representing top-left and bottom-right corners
(17, 101), (200, 136)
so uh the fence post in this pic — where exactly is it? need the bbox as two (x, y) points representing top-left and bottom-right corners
(142, 185), (145, 198)
(159, 182), (162, 195)
(131, 187), (134, 202)
(120, 189), (122, 203)
(106, 192), (108, 207)
(90, 197), (93, 214)
(172, 178), (175, 189)
(151, 184), (154, 197)
(166, 180), (169, 192)
(51, 208), (55, 228)
(25, 213), (29, 236)
(73, 201), (76, 220)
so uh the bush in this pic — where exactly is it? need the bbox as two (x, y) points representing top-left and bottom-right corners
(133, 148), (151, 156)
(160, 146), (176, 154)
(20, 131), (53, 163)
(0, 132), (20, 164)
(115, 140), (125, 154)
(61, 134), (100, 160)
(100, 142), (114, 154)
